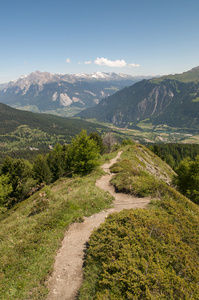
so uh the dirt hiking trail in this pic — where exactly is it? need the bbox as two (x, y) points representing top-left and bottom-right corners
(46, 151), (151, 300)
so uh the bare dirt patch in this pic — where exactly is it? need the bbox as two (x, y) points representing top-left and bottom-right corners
(46, 151), (151, 300)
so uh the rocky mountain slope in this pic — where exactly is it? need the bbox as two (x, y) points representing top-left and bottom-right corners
(77, 67), (199, 129)
(0, 71), (147, 116)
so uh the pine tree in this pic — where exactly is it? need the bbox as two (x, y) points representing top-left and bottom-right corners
(33, 155), (52, 184)
(68, 130), (100, 175)
(0, 175), (13, 207)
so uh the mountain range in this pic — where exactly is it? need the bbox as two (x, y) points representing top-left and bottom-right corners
(77, 67), (199, 130)
(0, 71), (148, 116)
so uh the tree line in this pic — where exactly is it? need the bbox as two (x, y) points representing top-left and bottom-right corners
(1, 136), (199, 212)
(148, 143), (199, 169)
(149, 143), (199, 205)
(0, 130), (108, 211)
(0, 130), (125, 212)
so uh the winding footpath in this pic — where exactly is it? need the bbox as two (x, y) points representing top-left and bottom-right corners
(46, 151), (151, 300)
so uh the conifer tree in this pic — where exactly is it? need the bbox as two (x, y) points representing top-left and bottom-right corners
(174, 155), (199, 204)
(46, 144), (68, 181)
(0, 175), (13, 207)
(33, 155), (52, 184)
(1, 157), (36, 206)
(68, 130), (100, 175)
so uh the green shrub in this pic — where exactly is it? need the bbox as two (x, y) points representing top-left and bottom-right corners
(67, 130), (100, 175)
(33, 154), (52, 184)
(1, 157), (37, 206)
(110, 158), (167, 198)
(79, 198), (199, 299)
(174, 155), (199, 204)
(79, 146), (199, 299)
(0, 175), (13, 208)
(121, 139), (135, 146)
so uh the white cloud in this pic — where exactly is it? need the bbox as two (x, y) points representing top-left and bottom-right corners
(66, 58), (71, 63)
(128, 63), (141, 68)
(94, 57), (127, 67)
(84, 60), (92, 65)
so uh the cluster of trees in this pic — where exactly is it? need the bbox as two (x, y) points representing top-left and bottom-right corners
(148, 143), (199, 169)
(149, 143), (199, 205)
(174, 155), (199, 205)
(0, 130), (105, 210)
(0, 149), (50, 166)
(2, 131), (199, 212)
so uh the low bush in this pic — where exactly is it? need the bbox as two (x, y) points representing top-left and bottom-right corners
(110, 158), (167, 198)
(79, 192), (199, 299)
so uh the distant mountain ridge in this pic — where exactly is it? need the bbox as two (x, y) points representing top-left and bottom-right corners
(151, 66), (199, 83)
(77, 66), (199, 130)
(0, 71), (149, 116)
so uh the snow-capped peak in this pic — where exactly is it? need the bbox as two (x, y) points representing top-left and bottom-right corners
(4, 71), (139, 93)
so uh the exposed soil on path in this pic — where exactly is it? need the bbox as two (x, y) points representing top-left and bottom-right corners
(46, 151), (151, 300)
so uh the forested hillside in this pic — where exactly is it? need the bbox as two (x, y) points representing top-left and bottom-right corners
(148, 143), (199, 169)
(0, 102), (107, 152)
(0, 130), (104, 211)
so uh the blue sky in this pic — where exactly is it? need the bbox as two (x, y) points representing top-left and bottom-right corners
(0, 0), (199, 83)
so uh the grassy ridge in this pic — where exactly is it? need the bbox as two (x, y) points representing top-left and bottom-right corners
(151, 66), (199, 83)
(0, 152), (116, 299)
(1, 144), (199, 299)
(79, 194), (199, 299)
(109, 144), (174, 198)
(79, 146), (199, 299)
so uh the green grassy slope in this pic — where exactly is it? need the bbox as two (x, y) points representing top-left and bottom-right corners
(1, 144), (199, 299)
(151, 66), (199, 83)
(0, 152), (116, 299)
(79, 146), (199, 299)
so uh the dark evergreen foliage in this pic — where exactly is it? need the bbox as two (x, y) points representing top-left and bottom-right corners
(33, 155), (52, 185)
(46, 144), (68, 181)
(67, 130), (100, 175)
(148, 143), (199, 169)
(0, 102), (107, 145)
(0, 149), (50, 166)
(89, 132), (106, 154)
(0, 130), (103, 209)
(174, 156), (199, 205)
(1, 157), (37, 207)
